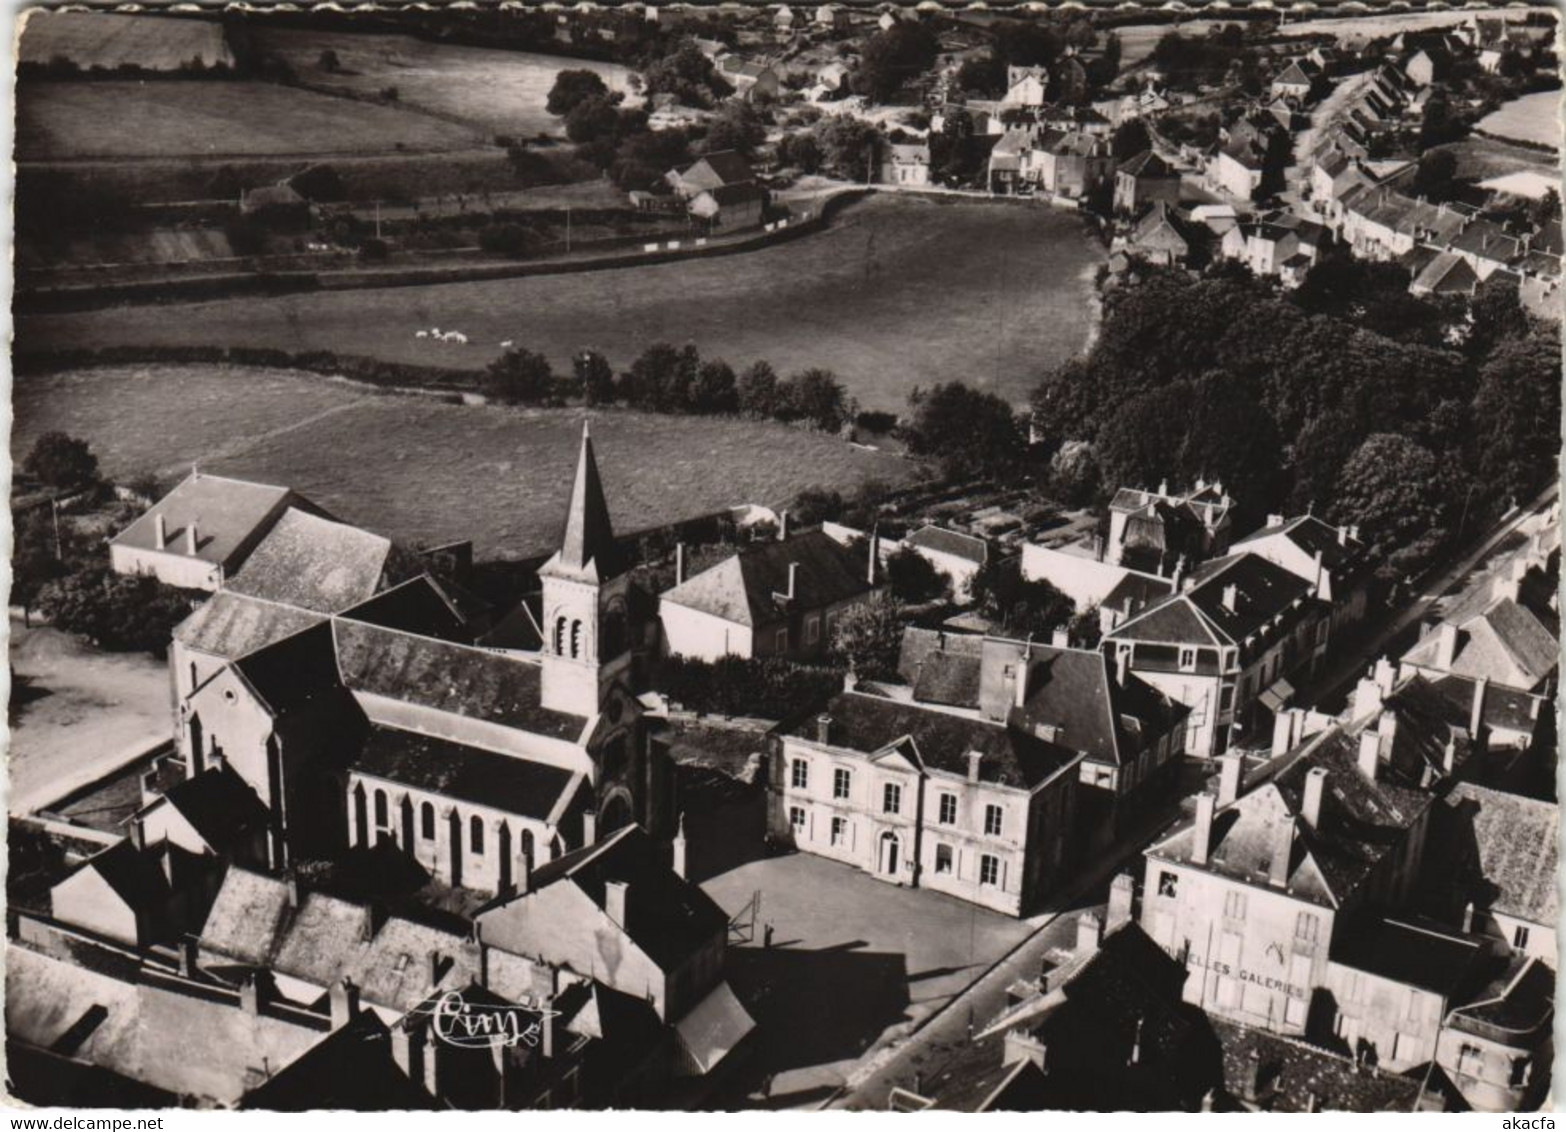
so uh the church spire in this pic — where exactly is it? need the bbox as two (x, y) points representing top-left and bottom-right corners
(554, 420), (620, 579)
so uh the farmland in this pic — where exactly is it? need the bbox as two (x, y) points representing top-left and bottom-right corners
(1477, 90), (1562, 151)
(11, 366), (916, 559)
(16, 80), (484, 162)
(19, 11), (234, 70)
(250, 26), (639, 139)
(14, 195), (1103, 411)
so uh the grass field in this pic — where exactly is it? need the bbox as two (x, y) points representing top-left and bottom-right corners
(1477, 90), (1561, 151)
(19, 11), (233, 70)
(14, 195), (1102, 411)
(1437, 133), (1558, 184)
(16, 80), (484, 161)
(11, 366), (915, 559)
(251, 27), (639, 139)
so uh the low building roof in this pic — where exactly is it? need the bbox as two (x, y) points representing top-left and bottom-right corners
(240, 1011), (438, 1111)
(111, 473), (299, 569)
(144, 766), (269, 856)
(661, 529), (874, 628)
(1438, 782), (1558, 927)
(904, 524), (988, 564)
(1212, 1019), (1421, 1111)
(174, 591), (328, 662)
(337, 576), (471, 643)
(1329, 917), (1487, 997)
(351, 724), (583, 822)
(225, 508), (420, 614)
(783, 688), (1081, 791)
(1111, 553), (1316, 649)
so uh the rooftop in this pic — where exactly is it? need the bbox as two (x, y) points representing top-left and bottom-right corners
(174, 591), (328, 663)
(111, 472), (300, 568)
(662, 529), (874, 628)
(225, 508), (419, 614)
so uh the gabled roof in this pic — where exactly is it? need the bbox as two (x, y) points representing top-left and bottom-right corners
(338, 575), (471, 643)
(225, 507), (420, 614)
(1233, 514), (1371, 578)
(111, 473), (302, 568)
(1402, 596), (1558, 690)
(542, 421), (623, 583)
(1118, 149), (1176, 179)
(332, 620), (586, 737)
(232, 621), (345, 717)
(1438, 783), (1558, 927)
(501, 825), (730, 973)
(662, 529), (873, 628)
(683, 149), (755, 186)
(1447, 954), (1553, 1037)
(783, 688), (1081, 790)
(142, 766), (269, 856)
(1013, 647), (1186, 767)
(1411, 251), (1479, 295)
(67, 839), (176, 913)
(1213, 1019), (1421, 1111)
(1101, 570), (1175, 616)
(1151, 554), (1315, 647)
(174, 591), (328, 662)
(240, 1011), (438, 1111)
(1330, 917), (1486, 997)
(351, 724), (583, 821)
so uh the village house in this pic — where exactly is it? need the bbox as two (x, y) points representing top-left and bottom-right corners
(659, 524), (882, 661)
(1230, 514), (1373, 636)
(1435, 955), (1554, 1112)
(879, 140), (932, 187)
(1209, 116), (1287, 202)
(110, 471), (321, 591)
(1120, 201), (1203, 267)
(768, 677), (1082, 917)
(895, 628), (1189, 847)
(900, 525), (987, 600)
(1113, 150), (1182, 215)
(1409, 251), (1481, 297)
(815, 3), (847, 29)
(667, 150), (758, 201)
(999, 64), (1048, 109)
(1139, 670), (1480, 1044)
(1269, 58), (1319, 102)
(688, 182), (766, 230)
(1104, 552), (1330, 758)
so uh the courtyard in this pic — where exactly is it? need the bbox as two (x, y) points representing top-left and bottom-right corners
(700, 851), (1034, 1108)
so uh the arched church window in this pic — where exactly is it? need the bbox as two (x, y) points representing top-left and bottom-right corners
(570, 620), (584, 659)
(374, 789), (388, 828)
(522, 829), (535, 862)
(554, 617), (568, 656)
(421, 801), (436, 840)
(470, 815), (485, 855)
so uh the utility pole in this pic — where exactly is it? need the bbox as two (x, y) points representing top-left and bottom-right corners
(566, 206), (572, 253)
(50, 498), (63, 561)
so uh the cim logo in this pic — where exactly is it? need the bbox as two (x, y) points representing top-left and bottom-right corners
(424, 990), (561, 1050)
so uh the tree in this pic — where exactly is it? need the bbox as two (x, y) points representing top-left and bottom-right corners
(812, 115), (881, 179)
(777, 132), (823, 174)
(318, 48), (340, 72)
(830, 592), (905, 679)
(36, 565), (199, 656)
(565, 93), (628, 145)
(1331, 433), (1452, 579)
(1048, 439), (1101, 506)
(1471, 330), (1562, 504)
(1111, 118), (1152, 162)
(789, 487), (845, 526)
(483, 348), (556, 404)
(851, 21), (940, 102)
(703, 101), (766, 157)
(970, 556), (1074, 637)
(690, 359), (739, 414)
(548, 69), (611, 117)
(575, 349), (616, 405)
(904, 382), (1024, 482)
(737, 360), (781, 418)
(885, 546), (951, 604)
(642, 39), (726, 108)
(779, 368), (852, 432)
(1067, 604), (1102, 648)
(955, 53), (1005, 96)
(23, 432), (100, 492)
(1411, 149), (1459, 202)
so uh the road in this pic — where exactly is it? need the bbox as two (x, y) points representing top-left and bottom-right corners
(1294, 479), (1560, 711)
(1280, 68), (1376, 209)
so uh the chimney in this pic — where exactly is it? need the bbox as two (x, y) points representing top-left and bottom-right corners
(1462, 901), (1475, 934)
(1266, 513), (1284, 528)
(1302, 766), (1327, 829)
(867, 527), (880, 585)
(674, 543), (686, 587)
(1469, 676), (1488, 739)
(154, 514), (168, 550)
(1115, 646), (1130, 687)
(1217, 754), (1243, 807)
(186, 520), (200, 556)
(582, 810), (596, 847)
(1267, 818), (1293, 888)
(967, 749), (983, 783)
(1313, 549), (1326, 596)
(1107, 872), (1135, 931)
(180, 935), (200, 978)
(422, 1026), (441, 1098)
(1221, 584), (1239, 613)
(1443, 736), (1458, 775)
(1191, 793), (1216, 867)
(1349, 524), (1360, 542)
(1076, 911), (1103, 955)
(786, 561), (799, 600)
(1158, 478), (1169, 497)
(816, 712), (833, 745)
(286, 873), (301, 908)
(129, 817), (147, 851)
(1051, 626), (1070, 648)
(1434, 621), (1460, 669)
(672, 813), (688, 880)
(1004, 1031), (1048, 1071)
(604, 879), (628, 928)
(240, 974), (262, 1016)
(1129, 1015), (1144, 1066)
(777, 510), (790, 541)
(1357, 729), (1381, 781)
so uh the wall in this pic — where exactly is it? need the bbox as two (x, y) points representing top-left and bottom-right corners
(1020, 544), (1136, 611)
(660, 601), (754, 661)
(50, 867), (142, 947)
(110, 544), (222, 591)
(1322, 961), (1445, 1071)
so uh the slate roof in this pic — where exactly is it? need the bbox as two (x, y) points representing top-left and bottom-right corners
(1013, 647), (1186, 767)
(1438, 783), (1558, 926)
(1233, 515), (1371, 578)
(1118, 149), (1177, 178)
(1101, 571), (1175, 617)
(706, 182), (766, 207)
(912, 650), (983, 708)
(904, 525), (989, 564)
(1114, 554), (1316, 648)
(1212, 1019), (1421, 1111)
(1428, 673), (1542, 737)
(332, 620), (586, 738)
(1448, 955), (1554, 1036)
(145, 766), (269, 856)
(225, 508), (420, 614)
(661, 529), (873, 628)
(337, 576), (471, 643)
(784, 689), (1081, 791)
(1411, 251), (1479, 295)
(1329, 917), (1486, 997)
(897, 627), (984, 685)
(240, 1011), (438, 1111)
(513, 826), (730, 972)
(174, 591), (327, 661)
(198, 868), (294, 966)
(351, 725), (582, 821)
(1402, 596), (1558, 690)
(684, 150), (755, 187)
(232, 621), (345, 717)
(72, 839), (175, 913)
(112, 473), (299, 567)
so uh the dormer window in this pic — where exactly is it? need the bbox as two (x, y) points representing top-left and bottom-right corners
(1179, 647), (1198, 672)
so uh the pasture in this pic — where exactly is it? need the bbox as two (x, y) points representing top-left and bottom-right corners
(250, 27), (640, 139)
(19, 11), (234, 70)
(11, 366), (915, 559)
(14, 195), (1103, 410)
(16, 81), (483, 161)
(1477, 90), (1561, 151)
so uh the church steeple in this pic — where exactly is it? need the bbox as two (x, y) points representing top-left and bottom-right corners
(550, 420), (622, 581)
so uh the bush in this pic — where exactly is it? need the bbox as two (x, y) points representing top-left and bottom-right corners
(37, 566), (201, 657)
(24, 432), (101, 492)
(884, 546), (950, 604)
(483, 348), (557, 405)
(655, 654), (845, 719)
(478, 222), (537, 257)
(829, 592), (905, 680)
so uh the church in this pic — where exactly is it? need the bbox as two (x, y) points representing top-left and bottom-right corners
(159, 423), (675, 891)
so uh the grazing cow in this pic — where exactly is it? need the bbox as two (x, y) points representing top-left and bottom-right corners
(431, 327), (441, 337)
(415, 330), (430, 339)
(448, 332), (469, 345)
(500, 339), (514, 349)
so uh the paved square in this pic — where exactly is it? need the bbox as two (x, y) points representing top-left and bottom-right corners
(701, 852), (1033, 1107)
